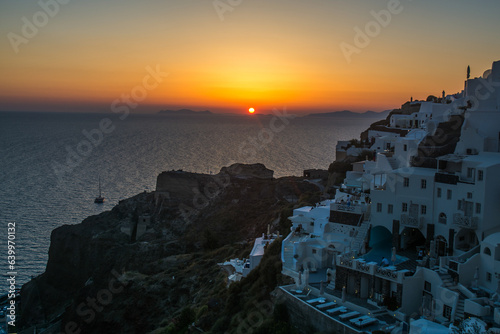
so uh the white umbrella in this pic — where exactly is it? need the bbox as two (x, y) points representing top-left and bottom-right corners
(429, 239), (436, 258)
(304, 269), (310, 286)
(360, 241), (366, 255)
(298, 271), (302, 286)
(332, 253), (337, 268)
(342, 286), (346, 303)
(320, 281), (325, 295)
(326, 268), (332, 282)
(492, 280), (500, 302)
(391, 247), (397, 265)
(474, 266), (479, 289)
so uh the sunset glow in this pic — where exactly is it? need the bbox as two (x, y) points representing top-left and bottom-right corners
(1, 1), (500, 114)
(249, 108), (255, 114)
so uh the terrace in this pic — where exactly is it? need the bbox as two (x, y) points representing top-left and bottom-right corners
(279, 284), (397, 333)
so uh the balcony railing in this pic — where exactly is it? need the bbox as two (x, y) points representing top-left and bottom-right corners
(401, 214), (422, 228)
(453, 214), (478, 229)
(337, 257), (406, 283)
(332, 203), (368, 215)
(335, 204), (356, 212)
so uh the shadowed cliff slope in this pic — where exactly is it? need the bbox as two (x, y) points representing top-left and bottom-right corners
(19, 164), (318, 333)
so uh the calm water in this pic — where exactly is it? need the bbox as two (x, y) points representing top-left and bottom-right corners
(0, 111), (381, 292)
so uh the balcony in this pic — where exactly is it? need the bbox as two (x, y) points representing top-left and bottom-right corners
(400, 214), (422, 228)
(453, 213), (478, 229)
(434, 172), (459, 185)
(332, 202), (369, 215)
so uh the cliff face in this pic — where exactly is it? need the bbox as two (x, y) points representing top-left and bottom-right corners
(19, 164), (317, 333)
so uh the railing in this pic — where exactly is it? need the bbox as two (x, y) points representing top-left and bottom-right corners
(335, 204), (356, 212)
(356, 261), (371, 273)
(332, 203), (368, 215)
(338, 257), (405, 283)
(375, 267), (400, 282)
(453, 214), (478, 229)
(401, 214), (421, 228)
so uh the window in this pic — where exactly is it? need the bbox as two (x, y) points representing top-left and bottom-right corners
(403, 177), (409, 187)
(421, 205), (427, 215)
(424, 281), (431, 292)
(467, 192), (473, 199)
(458, 200), (462, 210)
(443, 305), (452, 320)
(487, 272), (492, 282)
(484, 247), (492, 256)
(421, 179), (427, 189)
(467, 167), (475, 179)
(438, 213), (447, 224)
(312, 249), (317, 254)
(388, 204), (393, 214)
(476, 203), (481, 214)
(377, 203), (382, 212)
(402, 203), (408, 212)
(478, 170), (484, 181)
(437, 188), (442, 198)
(404, 144), (408, 152)
(447, 189), (452, 200)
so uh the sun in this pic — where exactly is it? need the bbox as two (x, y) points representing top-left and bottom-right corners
(248, 107), (255, 114)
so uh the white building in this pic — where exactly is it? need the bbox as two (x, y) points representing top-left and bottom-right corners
(281, 60), (500, 329)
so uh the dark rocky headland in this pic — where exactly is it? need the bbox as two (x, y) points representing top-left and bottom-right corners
(19, 163), (320, 334)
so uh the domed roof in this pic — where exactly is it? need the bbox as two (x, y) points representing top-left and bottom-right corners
(483, 232), (500, 247)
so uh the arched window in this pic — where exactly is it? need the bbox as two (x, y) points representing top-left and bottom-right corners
(439, 213), (447, 224)
(484, 247), (492, 256)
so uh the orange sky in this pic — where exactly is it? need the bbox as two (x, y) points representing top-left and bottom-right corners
(1, 0), (500, 114)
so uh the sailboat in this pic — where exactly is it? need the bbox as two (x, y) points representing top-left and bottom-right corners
(94, 176), (105, 204)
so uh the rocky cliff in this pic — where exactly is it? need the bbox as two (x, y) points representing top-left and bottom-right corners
(19, 164), (318, 333)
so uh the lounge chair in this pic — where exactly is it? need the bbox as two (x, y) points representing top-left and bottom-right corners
(306, 297), (326, 304)
(326, 306), (346, 314)
(350, 316), (378, 327)
(339, 311), (360, 320)
(317, 301), (336, 309)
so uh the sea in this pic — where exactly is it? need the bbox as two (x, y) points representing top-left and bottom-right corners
(0, 110), (381, 293)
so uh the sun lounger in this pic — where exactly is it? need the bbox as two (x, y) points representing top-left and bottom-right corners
(350, 315), (370, 324)
(339, 311), (360, 320)
(316, 301), (336, 309)
(306, 297), (326, 304)
(326, 306), (346, 314)
(350, 316), (378, 327)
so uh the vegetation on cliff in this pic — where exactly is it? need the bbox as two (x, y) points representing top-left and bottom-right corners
(19, 165), (319, 333)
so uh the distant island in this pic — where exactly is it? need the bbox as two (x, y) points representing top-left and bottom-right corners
(158, 109), (213, 115)
(304, 110), (390, 118)
(157, 108), (390, 118)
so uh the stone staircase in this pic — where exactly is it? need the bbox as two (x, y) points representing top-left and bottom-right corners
(387, 157), (399, 170)
(436, 269), (466, 320)
(455, 297), (465, 320)
(351, 220), (370, 252)
(282, 233), (311, 271)
(437, 270), (455, 289)
(282, 238), (295, 270)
